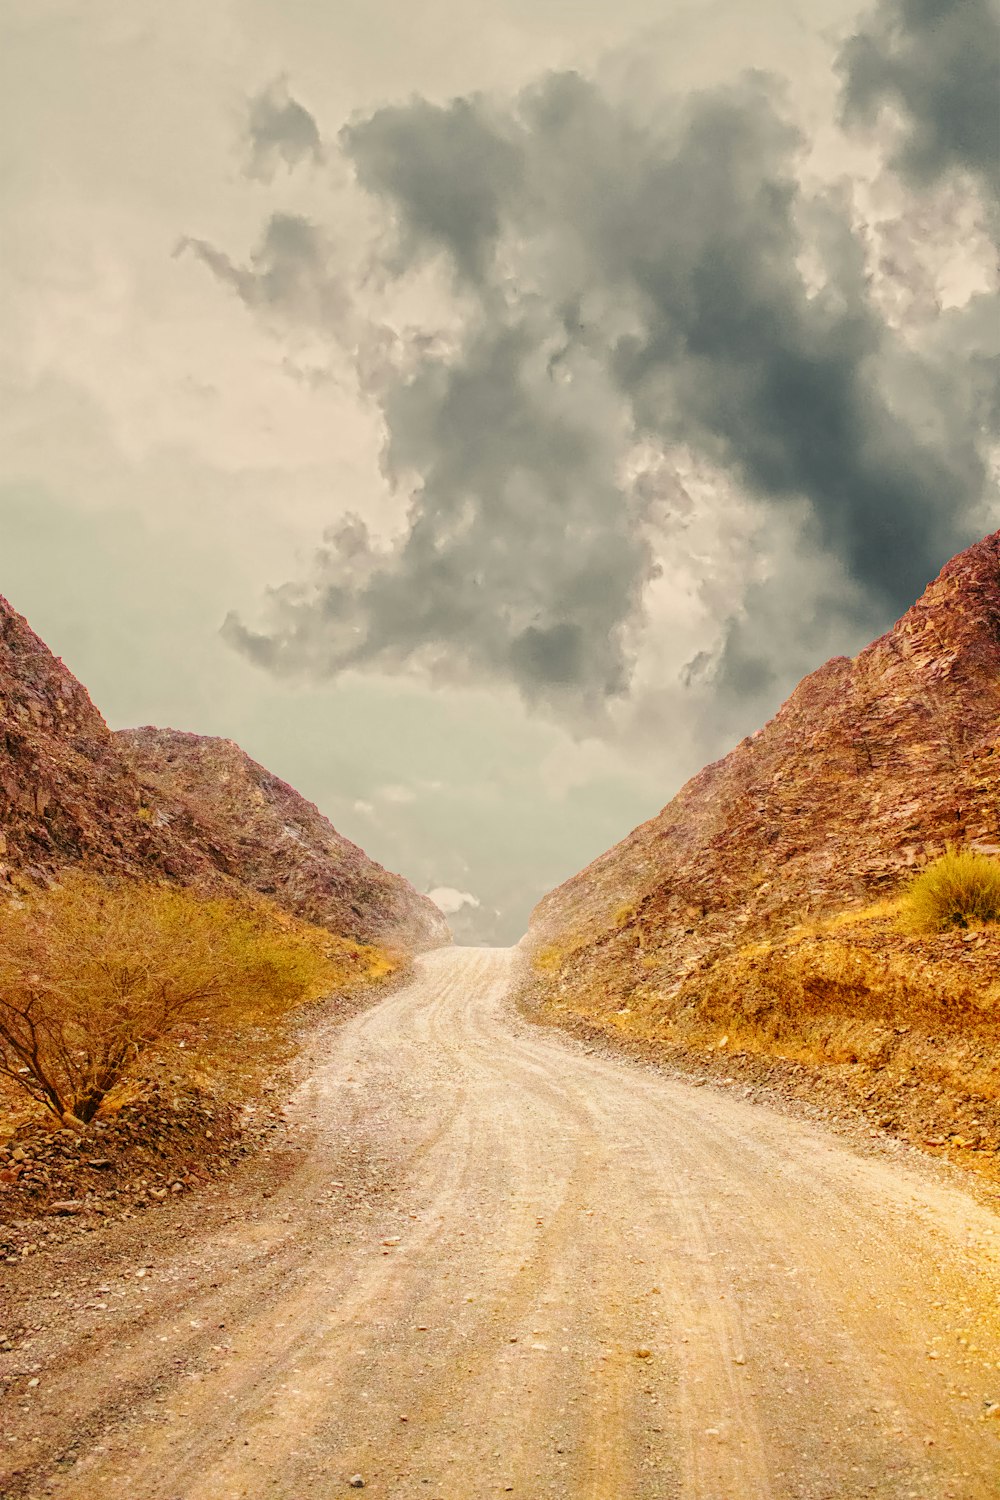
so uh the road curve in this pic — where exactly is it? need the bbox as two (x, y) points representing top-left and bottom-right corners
(3, 947), (999, 1499)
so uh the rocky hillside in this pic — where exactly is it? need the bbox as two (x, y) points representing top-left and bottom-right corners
(116, 728), (450, 951)
(0, 594), (447, 950)
(526, 531), (1000, 1008)
(0, 596), (207, 891)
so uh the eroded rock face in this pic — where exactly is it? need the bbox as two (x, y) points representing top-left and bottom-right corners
(527, 532), (1000, 1007)
(116, 728), (450, 951)
(0, 595), (448, 950)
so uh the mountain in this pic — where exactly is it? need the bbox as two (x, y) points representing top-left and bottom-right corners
(526, 532), (1000, 1009)
(116, 728), (450, 951)
(0, 595), (204, 890)
(0, 595), (447, 951)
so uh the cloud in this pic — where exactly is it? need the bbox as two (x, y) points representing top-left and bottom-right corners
(344, 96), (524, 282)
(246, 81), (323, 182)
(176, 213), (347, 330)
(378, 782), (417, 804)
(427, 885), (480, 915)
(838, 0), (1000, 214)
(198, 63), (997, 733)
(221, 308), (653, 722)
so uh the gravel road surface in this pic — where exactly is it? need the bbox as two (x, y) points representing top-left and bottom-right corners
(2, 947), (998, 1499)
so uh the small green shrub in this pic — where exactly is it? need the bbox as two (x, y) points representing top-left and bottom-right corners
(899, 848), (1000, 933)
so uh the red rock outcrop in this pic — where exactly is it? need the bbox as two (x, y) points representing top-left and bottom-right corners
(0, 594), (448, 951)
(526, 532), (1000, 1005)
(116, 728), (450, 951)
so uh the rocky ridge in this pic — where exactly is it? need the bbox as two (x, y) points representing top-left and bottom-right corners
(116, 728), (450, 951)
(0, 593), (447, 951)
(526, 531), (1000, 1006)
(0, 596), (205, 892)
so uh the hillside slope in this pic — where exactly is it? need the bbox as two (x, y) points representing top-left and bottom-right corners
(0, 596), (207, 891)
(116, 728), (450, 951)
(0, 593), (447, 950)
(522, 533), (1000, 1175)
(527, 532), (1000, 1000)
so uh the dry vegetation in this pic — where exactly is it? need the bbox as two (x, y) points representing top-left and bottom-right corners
(0, 875), (399, 1135)
(668, 907), (998, 1089)
(526, 851), (1000, 1175)
(898, 846), (1000, 932)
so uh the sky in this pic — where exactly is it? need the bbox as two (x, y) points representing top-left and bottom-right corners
(1, 0), (997, 943)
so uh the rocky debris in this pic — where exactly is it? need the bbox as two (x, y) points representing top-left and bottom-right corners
(0, 935), (409, 1254)
(0, 1085), (264, 1253)
(526, 532), (1000, 1016)
(116, 728), (450, 952)
(0, 592), (449, 950)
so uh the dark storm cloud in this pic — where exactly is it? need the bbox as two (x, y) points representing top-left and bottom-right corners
(342, 97), (524, 282)
(177, 212), (346, 327)
(224, 314), (654, 716)
(205, 66), (995, 724)
(503, 70), (978, 613)
(838, 0), (1000, 206)
(246, 81), (323, 181)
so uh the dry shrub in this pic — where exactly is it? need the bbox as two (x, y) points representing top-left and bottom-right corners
(900, 847), (1000, 932)
(0, 876), (344, 1128)
(533, 944), (569, 976)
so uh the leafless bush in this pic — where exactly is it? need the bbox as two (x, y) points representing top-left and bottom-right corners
(0, 876), (335, 1127)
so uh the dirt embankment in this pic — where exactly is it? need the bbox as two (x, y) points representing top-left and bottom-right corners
(116, 728), (450, 951)
(519, 907), (1000, 1188)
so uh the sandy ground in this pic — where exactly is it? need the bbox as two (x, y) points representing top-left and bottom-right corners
(2, 946), (999, 1500)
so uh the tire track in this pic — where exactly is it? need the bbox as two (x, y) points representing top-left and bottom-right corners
(3, 947), (998, 1500)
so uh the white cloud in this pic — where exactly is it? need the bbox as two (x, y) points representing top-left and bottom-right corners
(378, 783), (417, 804)
(427, 885), (480, 915)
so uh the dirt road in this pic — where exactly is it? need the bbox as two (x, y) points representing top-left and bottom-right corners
(3, 947), (999, 1499)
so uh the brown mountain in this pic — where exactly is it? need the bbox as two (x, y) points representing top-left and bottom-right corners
(116, 728), (450, 951)
(0, 594), (447, 951)
(526, 531), (1000, 1007)
(0, 596), (205, 890)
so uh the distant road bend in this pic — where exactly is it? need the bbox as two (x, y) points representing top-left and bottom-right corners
(6, 948), (999, 1499)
